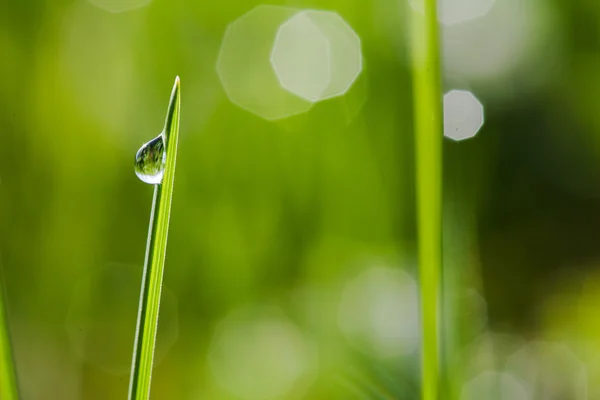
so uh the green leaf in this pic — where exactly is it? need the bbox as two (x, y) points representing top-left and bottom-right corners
(128, 76), (181, 400)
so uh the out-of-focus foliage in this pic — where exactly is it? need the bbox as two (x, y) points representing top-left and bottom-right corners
(0, 0), (598, 398)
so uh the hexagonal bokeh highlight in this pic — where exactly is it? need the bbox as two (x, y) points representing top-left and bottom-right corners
(460, 371), (528, 400)
(270, 12), (331, 102)
(408, 0), (496, 26)
(208, 305), (318, 400)
(88, 0), (152, 13)
(443, 90), (484, 141)
(338, 266), (419, 358)
(442, 0), (554, 86)
(217, 6), (314, 121)
(271, 10), (363, 102)
(506, 342), (587, 399)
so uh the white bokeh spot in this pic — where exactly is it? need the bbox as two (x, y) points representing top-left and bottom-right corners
(506, 342), (587, 400)
(217, 6), (313, 120)
(271, 13), (331, 102)
(441, 0), (555, 89)
(338, 266), (419, 358)
(208, 305), (318, 400)
(271, 10), (363, 103)
(217, 7), (364, 120)
(444, 90), (484, 141)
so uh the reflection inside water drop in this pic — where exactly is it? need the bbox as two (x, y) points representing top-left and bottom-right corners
(134, 133), (166, 184)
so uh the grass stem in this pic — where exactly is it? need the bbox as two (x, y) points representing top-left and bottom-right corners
(411, 1), (443, 399)
(128, 76), (181, 400)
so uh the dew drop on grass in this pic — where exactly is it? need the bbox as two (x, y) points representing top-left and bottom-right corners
(134, 133), (166, 184)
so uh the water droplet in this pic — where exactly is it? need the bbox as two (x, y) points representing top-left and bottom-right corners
(134, 133), (166, 184)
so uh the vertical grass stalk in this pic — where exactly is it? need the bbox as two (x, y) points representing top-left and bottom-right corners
(0, 264), (19, 400)
(411, 1), (443, 399)
(129, 76), (181, 400)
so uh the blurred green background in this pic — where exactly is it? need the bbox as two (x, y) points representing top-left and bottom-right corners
(1, 0), (599, 398)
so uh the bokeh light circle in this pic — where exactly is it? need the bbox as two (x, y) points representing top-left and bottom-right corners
(441, 0), (558, 89)
(506, 341), (587, 399)
(271, 10), (363, 102)
(270, 12), (331, 102)
(443, 90), (484, 141)
(217, 6), (313, 121)
(217, 6), (363, 120)
(208, 305), (318, 400)
(338, 266), (419, 358)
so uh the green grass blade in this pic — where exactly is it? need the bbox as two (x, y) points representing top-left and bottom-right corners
(0, 265), (19, 400)
(411, 1), (443, 400)
(128, 76), (181, 400)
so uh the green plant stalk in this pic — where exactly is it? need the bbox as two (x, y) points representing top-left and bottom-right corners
(129, 76), (180, 400)
(0, 267), (19, 400)
(411, 0), (442, 399)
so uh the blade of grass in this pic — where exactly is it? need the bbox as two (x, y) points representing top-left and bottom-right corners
(0, 261), (19, 400)
(128, 76), (181, 400)
(411, 0), (443, 399)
